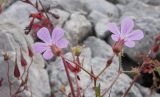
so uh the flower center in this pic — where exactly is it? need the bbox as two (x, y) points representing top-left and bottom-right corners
(50, 44), (62, 56)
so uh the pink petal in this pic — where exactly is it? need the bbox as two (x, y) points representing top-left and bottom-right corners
(124, 40), (135, 48)
(121, 17), (134, 35)
(111, 34), (119, 41)
(127, 30), (144, 40)
(32, 42), (48, 53)
(56, 38), (69, 48)
(37, 27), (52, 43)
(107, 23), (120, 35)
(43, 48), (54, 60)
(52, 27), (64, 43)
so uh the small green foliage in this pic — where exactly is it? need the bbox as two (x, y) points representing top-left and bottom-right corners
(94, 84), (102, 97)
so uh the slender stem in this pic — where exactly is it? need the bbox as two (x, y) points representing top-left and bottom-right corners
(94, 77), (97, 97)
(75, 73), (81, 97)
(80, 65), (96, 79)
(21, 67), (26, 81)
(118, 53), (122, 72)
(122, 75), (139, 97)
(39, 0), (50, 21)
(96, 55), (114, 79)
(61, 56), (76, 97)
(96, 66), (107, 79)
(26, 57), (33, 75)
(102, 72), (121, 96)
(6, 61), (12, 97)
(12, 57), (33, 97)
(65, 58), (96, 79)
(94, 78), (97, 87)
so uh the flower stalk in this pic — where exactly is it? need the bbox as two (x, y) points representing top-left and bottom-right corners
(61, 56), (76, 97)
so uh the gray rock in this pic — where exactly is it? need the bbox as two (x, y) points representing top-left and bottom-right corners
(87, 10), (114, 38)
(109, 1), (160, 62)
(49, 0), (86, 13)
(115, 0), (149, 5)
(81, 0), (119, 17)
(146, 0), (160, 6)
(0, 1), (37, 29)
(87, 10), (108, 24)
(49, 0), (119, 17)
(95, 19), (112, 38)
(136, 84), (160, 97)
(64, 12), (92, 45)
(0, 22), (50, 97)
(49, 8), (70, 27)
(83, 0), (119, 38)
(115, 0), (160, 5)
(84, 36), (114, 58)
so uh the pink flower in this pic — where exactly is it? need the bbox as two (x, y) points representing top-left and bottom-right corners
(32, 27), (69, 60)
(107, 17), (144, 48)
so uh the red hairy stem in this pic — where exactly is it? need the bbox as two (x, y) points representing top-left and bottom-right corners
(6, 61), (12, 97)
(75, 73), (81, 97)
(12, 57), (33, 97)
(102, 72), (122, 96)
(61, 56), (76, 97)
(26, 57), (33, 76)
(65, 58), (96, 79)
(96, 56), (114, 79)
(122, 75), (139, 97)
(38, 0), (50, 21)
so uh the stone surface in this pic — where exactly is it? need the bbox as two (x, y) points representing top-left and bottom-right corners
(95, 19), (112, 38)
(49, 0), (119, 17)
(49, 8), (70, 27)
(114, 0), (160, 5)
(87, 10), (115, 38)
(146, 0), (160, 6)
(81, 0), (119, 17)
(64, 12), (92, 45)
(0, 22), (51, 97)
(87, 10), (108, 24)
(84, 37), (114, 58)
(136, 84), (160, 97)
(0, 1), (37, 29)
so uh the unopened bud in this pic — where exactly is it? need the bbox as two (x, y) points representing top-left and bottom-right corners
(20, 48), (27, 67)
(14, 55), (20, 79)
(71, 46), (83, 56)
(14, 64), (20, 79)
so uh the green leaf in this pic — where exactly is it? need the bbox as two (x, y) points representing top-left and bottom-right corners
(94, 84), (102, 97)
